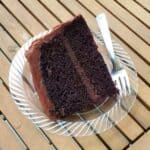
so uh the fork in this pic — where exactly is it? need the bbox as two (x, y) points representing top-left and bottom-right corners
(96, 13), (131, 96)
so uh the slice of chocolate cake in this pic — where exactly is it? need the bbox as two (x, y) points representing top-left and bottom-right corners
(25, 15), (118, 119)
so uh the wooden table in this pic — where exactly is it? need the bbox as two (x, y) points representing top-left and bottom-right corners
(0, 0), (150, 149)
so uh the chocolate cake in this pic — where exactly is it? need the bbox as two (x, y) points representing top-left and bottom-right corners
(25, 15), (118, 119)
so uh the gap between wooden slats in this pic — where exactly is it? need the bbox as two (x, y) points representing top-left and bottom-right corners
(0, 111), (27, 150)
(115, 0), (150, 28)
(127, 130), (150, 150)
(133, 0), (150, 13)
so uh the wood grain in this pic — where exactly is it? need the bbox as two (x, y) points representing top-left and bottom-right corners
(116, 0), (150, 27)
(2, 0), (45, 35)
(117, 115), (143, 141)
(128, 130), (150, 150)
(100, 127), (129, 149)
(138, 79), (150, 107)
(135, 0), (150, 12)
(0, 4), (31, 45)
(40, 0), (73, 22)
(76, 135), (108, 150)
(44, 131), (83, 150)
(0, 116), (23, 150)
(0, 26), (19, 59)
(20, 0), (59, 28)
(130, 99), (150, 129)
(0, 51), (10, 84)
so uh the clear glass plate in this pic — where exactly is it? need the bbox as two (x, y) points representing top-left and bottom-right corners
(9, 31), (138, 137)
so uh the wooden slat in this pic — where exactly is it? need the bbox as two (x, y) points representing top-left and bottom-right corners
(2, 0), (45, 35)
(128, 130), (150, 150)
(0, 50), (10, 84)
(46, 132), (109, 150)
(44, 132), (83, 150)
(138, 79), (150, 107)
(0, 116), (23, 150)
(60, 0), (99, 30)
(76, 135), (108, 150)
(40, 0), (72, 22)
(20, 0), (59, 28)
(116, 0), (150, 27)
(0, 26), (19, 59)
(130, 99), (150, 129)
(0, 82), (53, 149)
(100, 127), (129, 149)
(117, 114), (143, 141)
(0, 4), (31, 45)
(98, 0), (150, 44)
(135, 0), (150, 11)
(64, 0), (150, 64)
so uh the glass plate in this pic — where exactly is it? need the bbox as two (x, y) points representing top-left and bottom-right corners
(9, 31), (138, 136)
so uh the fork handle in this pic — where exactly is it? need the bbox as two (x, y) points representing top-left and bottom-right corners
(96, 13), (115, 62)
